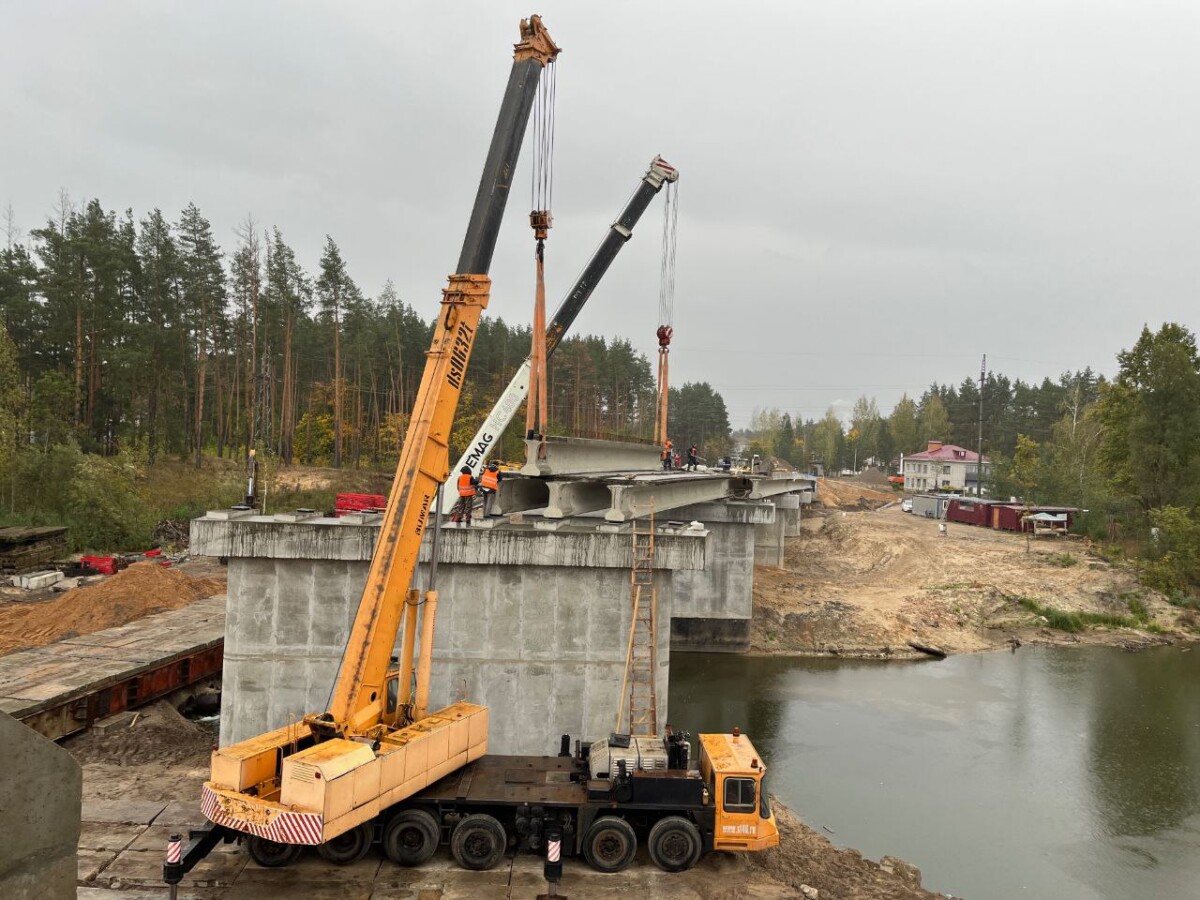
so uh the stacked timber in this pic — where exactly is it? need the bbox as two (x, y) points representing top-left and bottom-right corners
(0, 526), (68, 575)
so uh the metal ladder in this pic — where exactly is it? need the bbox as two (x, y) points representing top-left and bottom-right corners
(619, 510), (658, 737)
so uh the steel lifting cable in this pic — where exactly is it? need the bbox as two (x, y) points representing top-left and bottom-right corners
(526, 60), (556, 445)
(654, 180), (679, 446)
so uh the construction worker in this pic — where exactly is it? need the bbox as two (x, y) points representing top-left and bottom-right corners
(662, 439), (673, 470)
(687, 444), (699, 471)
(453, 465), (478, 525)
(479, 461), (502, 517)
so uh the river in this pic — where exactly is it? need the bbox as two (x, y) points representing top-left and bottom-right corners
(670, 645), (1200, 900)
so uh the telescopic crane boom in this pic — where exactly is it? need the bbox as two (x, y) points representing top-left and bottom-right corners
(191, 15), (559, 860)
(442, 155), (680, 511)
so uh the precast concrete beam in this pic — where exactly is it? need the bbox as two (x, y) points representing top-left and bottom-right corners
(747, 476), (816, 501)
(605, 477), (735, 522)
(522, 435), (661, 476)
(543, 480), (612, 519)
(492, 476), (549, 515)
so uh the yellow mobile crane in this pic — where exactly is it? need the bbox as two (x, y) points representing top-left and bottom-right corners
(166, 15), (777, 884)
(170, 15), (560, 870)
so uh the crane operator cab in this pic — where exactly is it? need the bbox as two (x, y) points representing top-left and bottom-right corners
(699, 730), (780, 850)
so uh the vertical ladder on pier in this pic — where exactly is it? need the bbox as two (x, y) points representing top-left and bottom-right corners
(620, 510), (658, 737)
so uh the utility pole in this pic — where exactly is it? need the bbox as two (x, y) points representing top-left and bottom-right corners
(977, 354), (986, 497)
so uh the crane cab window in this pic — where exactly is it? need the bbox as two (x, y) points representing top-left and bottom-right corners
(723, 777), (757, 813)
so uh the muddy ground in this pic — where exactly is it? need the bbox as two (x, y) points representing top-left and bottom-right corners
(67, 702), (939, 899)
(754, 500), (1197, 658)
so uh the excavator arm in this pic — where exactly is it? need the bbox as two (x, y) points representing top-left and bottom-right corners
(443, 155), (679, 508)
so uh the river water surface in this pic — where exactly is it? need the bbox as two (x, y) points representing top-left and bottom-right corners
(670, 645), (1200, 900)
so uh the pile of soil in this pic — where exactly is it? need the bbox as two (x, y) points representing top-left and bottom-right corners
(753, 507), (1191, 657)
(0, 562), (225, 656)
(67, 699), (214, 768)
(816, 478), (896, 510)
(71, 701), (216, 803)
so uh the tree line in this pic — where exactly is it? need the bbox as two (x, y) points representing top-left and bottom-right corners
(743, 324), (1200, 599)
(0, 196), (735, 474)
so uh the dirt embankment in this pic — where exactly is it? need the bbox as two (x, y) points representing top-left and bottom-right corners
(0, 562), (226, 656)
(815, 477), (896, 511)
(754, 505), (1196, 657)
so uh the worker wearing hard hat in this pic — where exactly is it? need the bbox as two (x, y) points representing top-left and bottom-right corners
(662, 439), (673, 470)
(479, 461), (503, 517)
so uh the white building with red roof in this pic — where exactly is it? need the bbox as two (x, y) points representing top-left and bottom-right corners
(902, 441), (992, 494)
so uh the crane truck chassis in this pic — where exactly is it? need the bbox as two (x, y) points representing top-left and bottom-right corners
(170, 727), (778, 879)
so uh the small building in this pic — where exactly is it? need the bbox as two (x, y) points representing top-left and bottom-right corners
(993, 504), (1079, 533)
(902, 441), (992, 494)
(911, 493), (955, 520)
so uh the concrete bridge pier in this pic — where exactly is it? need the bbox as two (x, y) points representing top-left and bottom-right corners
(670, 501), (774, 653)
(192, 515), (707, 755)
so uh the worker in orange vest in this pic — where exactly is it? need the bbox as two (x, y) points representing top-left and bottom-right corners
(453, 465), (478, 525)
(662, 439), (673, 470)
(479, 461), (502, 517)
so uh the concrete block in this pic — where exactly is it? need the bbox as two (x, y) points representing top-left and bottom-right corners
(16, 569), (62, 590)
(91, 710), (138, 734)
(0, 711), (81, 900)
(521, 435), (661, 476)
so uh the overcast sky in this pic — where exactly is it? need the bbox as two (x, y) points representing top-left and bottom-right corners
(4, 1), (1198, 428)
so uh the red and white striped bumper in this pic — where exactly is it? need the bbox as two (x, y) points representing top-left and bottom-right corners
(201, 783), (324, 845)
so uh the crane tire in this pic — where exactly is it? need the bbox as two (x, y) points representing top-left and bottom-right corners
(648, 815), (702, 872)
(247, 835), (302, 868)
(583, 816), (637, 873)
(450, 814), (507, 871)
(384, 808), (440, 866)
(317, 822), (373, 865)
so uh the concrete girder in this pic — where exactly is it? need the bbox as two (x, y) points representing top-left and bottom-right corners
(543, 480), (612, 519)
(605, 477), (736, 522)
(747, 477), (815, 501)
(522, 435), (661, 476)
(492, 477), (549, 515)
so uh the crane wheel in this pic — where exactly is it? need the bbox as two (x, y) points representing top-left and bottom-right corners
(384, 809), (440, 866)
(648, 816), (702, 872)
(583, 816), (637, 873)
(246, 836), (302, 868)
(317, 823), (373, 865)
(450, 814), (507, 871)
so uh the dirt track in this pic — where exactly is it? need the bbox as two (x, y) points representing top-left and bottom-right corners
(754, 502), (1195, 657)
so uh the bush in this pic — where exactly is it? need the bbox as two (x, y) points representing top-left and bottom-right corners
(1141, 506), (1200, 595)
(1044, 553), (1078, 568)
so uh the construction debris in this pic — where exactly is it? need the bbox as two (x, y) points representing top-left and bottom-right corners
(0, 525), (69, 574)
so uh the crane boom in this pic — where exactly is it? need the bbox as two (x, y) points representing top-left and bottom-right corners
(328, 16), (559, 731)
(198, 19), (560, 854)
(444, 155), (679, 508)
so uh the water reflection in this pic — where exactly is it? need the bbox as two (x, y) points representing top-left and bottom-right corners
(670, 646), (1200, 900)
